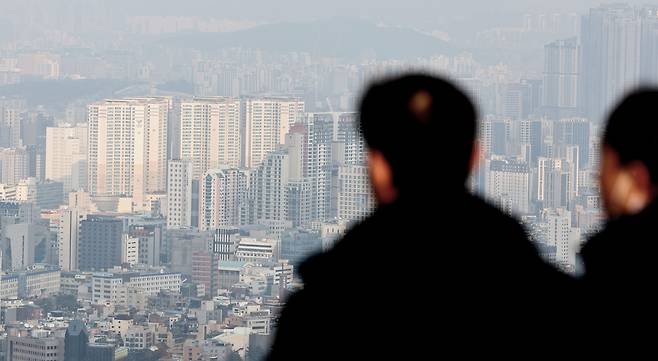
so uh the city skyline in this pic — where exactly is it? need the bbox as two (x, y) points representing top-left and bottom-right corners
(0, 2), (656, 361)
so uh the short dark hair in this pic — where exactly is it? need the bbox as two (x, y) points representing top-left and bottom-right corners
(359, 74), (477, 191)
(604, 89), (658, 185)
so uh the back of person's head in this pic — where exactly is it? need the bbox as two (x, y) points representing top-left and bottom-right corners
(359, 74), (477, 196)
(604, 90), (658, 186)
(601, 90), (658, 216)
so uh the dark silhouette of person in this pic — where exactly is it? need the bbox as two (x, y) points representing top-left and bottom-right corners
(581, 90), (658, 334)
(266, 75), (574, 360)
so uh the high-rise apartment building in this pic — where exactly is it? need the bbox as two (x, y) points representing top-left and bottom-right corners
(198, 168), (250, 231)
(335, 165), (375, 222)
(242, 97), (304, 168)
(0, 147), (29, 184)
(251, 149), (290, 223)
(179, 97), (241, 178)
(543, 38), (579, 111)
(45, 124), (88, 192)
(88, 98), (169, 202)
(166, 159), (193, 229)
(57, 207), (86, 271)
(580, 4), (658, 120)
(486, 159), (531, 215)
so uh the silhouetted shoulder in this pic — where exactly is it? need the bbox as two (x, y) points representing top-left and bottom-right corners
(296, 209), (381, 286)
(265, 288), (313, 361)
(465, 195), (527, 228)
(582, 202), (658, 281)
(580, 203), (658, 342)
(580, 221), (620, 274)
(269, 195), (576, 360)
(461, 195), (534, 249)
(267, 214), (384, 361)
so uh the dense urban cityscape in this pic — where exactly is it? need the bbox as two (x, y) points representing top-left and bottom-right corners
(0, 1), (657, 360)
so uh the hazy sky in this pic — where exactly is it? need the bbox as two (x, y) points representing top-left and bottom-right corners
(116, 0), (658, 38)
(118, 0), (647, 16)
(3, 1), (654, 21)
(1, 0), (656, 38)
(118, 0), (653, 19)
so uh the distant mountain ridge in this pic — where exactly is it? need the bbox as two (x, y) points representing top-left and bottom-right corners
(157, 18), (456, 59)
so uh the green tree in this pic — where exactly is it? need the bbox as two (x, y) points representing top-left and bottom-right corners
(34, 294), (81, 314)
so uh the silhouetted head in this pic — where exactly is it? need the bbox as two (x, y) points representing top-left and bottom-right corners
(601, 90), (658, 218)
(359, 74), (478, 204)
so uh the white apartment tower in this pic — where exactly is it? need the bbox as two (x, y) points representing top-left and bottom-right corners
(179, 97), (241, 178)
(199, 168), (250, 231)
(88, 98), (169, 202)
(537, 157), (572, 209)
(486, 159), (531, 215)
(166, 160), (193, 229)
(58, 207), (86, 271)
(0, 147), (29, 185)
(45, 124), (88, 192)
(242, 97), (304, 168)
(543, 37), (579, 109)
(251, 149), (290, 223)
(336, 165), (375, 222)
(546, 209), (581, 271)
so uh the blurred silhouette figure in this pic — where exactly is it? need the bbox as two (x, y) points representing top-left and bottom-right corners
(581, 90), (658, 334)
(267, 75), (573, 360)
